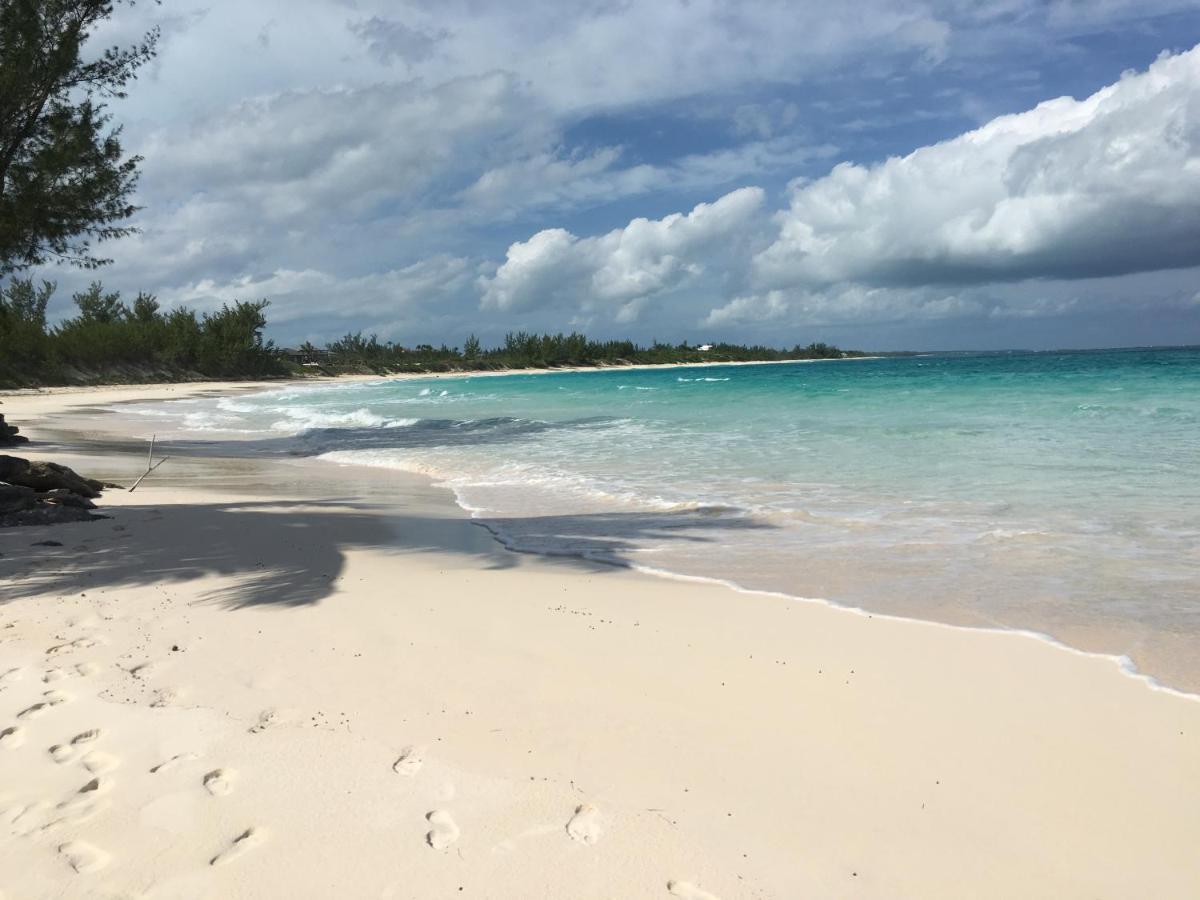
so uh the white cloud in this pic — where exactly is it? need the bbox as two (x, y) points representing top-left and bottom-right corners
(479, 44), (1200, 337)
(81, 71), (556, 304)
(704, 291), (791, 327)
(480, 188), (767, 319)
(703, 286), (989, 328)
(754, 46), (1200, 290)
(460, 137), (833, 218)
(382, 0), (953, 112)
(139, 73), (533, 221)
(30, 0), (1200, 349)
(159, 256), (474, 329)
(347, 16), (450, 67)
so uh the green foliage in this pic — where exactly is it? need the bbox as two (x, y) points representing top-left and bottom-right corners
(196, 300), (279, 377)
(72, 280), (126, 322)
(794, 342), (843, 359)
(0, 277), (54, 379)
(299, 330), (863, 374)
(0, 0), (158, 274)
(0, 279), (285, 385)
(327, 331), (386, 364)
(0, 278), (862, 386)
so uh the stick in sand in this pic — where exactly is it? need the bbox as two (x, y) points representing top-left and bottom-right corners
(129, 434), (169, 492)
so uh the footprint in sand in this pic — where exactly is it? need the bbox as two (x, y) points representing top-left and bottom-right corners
(58, 840), (110, 873)
(45, 795), (104, 833)
(425, 810), (460, 850)
(210, 827), (265, 866)
(150, 752), (199, 774)
(44, 662), (98, 683)
(50, 729), (102, 764)
(667, 881), (721, 900)
(46, 637), (96, 657)
(566, 803), (603, 845)
(81, 750), (120, 774)
(392, 745), (424, 777)
(203, 769), (235, 796)
(17, 691), (70, 720)
(77, 776), (112, 796)
(0, 666), (22, 688)
(8, 802), (51, 836)
(150, 688), (180, 708)
(128, 662), (158, 680)
(18, 703), (51, 720)
(0, 726), (25, 749)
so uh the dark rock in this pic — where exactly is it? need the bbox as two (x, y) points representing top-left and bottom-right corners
(32, 540), (64, 547)
(0, 414), (29, 447)
(0, 482), (38, 514)
(0, 455), (104, 498)
(38, 489), (98, 510)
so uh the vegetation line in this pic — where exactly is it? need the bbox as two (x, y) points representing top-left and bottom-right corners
(0, 279), (863, 387)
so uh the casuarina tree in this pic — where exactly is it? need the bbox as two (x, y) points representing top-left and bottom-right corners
(0, 0), (158, 275)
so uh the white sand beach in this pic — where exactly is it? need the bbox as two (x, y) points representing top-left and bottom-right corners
(1, 382), (1198, 899)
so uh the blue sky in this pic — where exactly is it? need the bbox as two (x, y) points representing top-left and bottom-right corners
(36, 0), (1200, 350)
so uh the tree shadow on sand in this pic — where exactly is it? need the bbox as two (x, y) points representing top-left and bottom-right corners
(30, 416), (630, 461)
(0, 499), (773, 610)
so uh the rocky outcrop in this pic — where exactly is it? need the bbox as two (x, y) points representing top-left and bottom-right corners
(0, 488), (101, 525)
(0, 455), (112, 527)
(0, 414), (29, 446)
(0, 455), (105, 498)
(40, 488), (99, 510)
(0, 482), (38, 514)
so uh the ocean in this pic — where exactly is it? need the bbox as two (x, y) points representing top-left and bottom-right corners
(131, 348), (1200, 692)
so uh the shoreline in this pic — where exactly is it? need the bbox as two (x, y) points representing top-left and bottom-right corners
(10, 374), (1198, 699)
(444, 465), (1200, 705)
(0, 354), (880, 400)
(2, 382), (1198, 897)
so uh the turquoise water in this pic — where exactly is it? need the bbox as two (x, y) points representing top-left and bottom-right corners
(137, 348), (1200, 690)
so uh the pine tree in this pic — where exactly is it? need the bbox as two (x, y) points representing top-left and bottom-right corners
(0, 1), (158, 274)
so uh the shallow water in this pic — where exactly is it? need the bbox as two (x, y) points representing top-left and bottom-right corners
(130, 349), (1200, 691)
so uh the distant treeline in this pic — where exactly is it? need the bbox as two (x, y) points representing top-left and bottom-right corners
(0, 278), (862, 386)
(304, 330), (862, 373)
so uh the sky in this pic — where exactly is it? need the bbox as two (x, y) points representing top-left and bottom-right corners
(33, 0), (1200, 351)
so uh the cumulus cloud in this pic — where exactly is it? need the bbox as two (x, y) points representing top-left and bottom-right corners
(480, 188), (767, 320)
(29, 0), (1200, 349)
(754, 46), (1200, 290)
(703, 286), (991, 328)
(460, 137), (833, 218)
(386, 0), (953, 112)
(139, 73), (533, 221)
(83, 71), (556, 302)
(704, 291), (791, 327)
(348, 16), (450, 67)
(158, 256), (475, 343)
(478, 43), (1200, 340)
